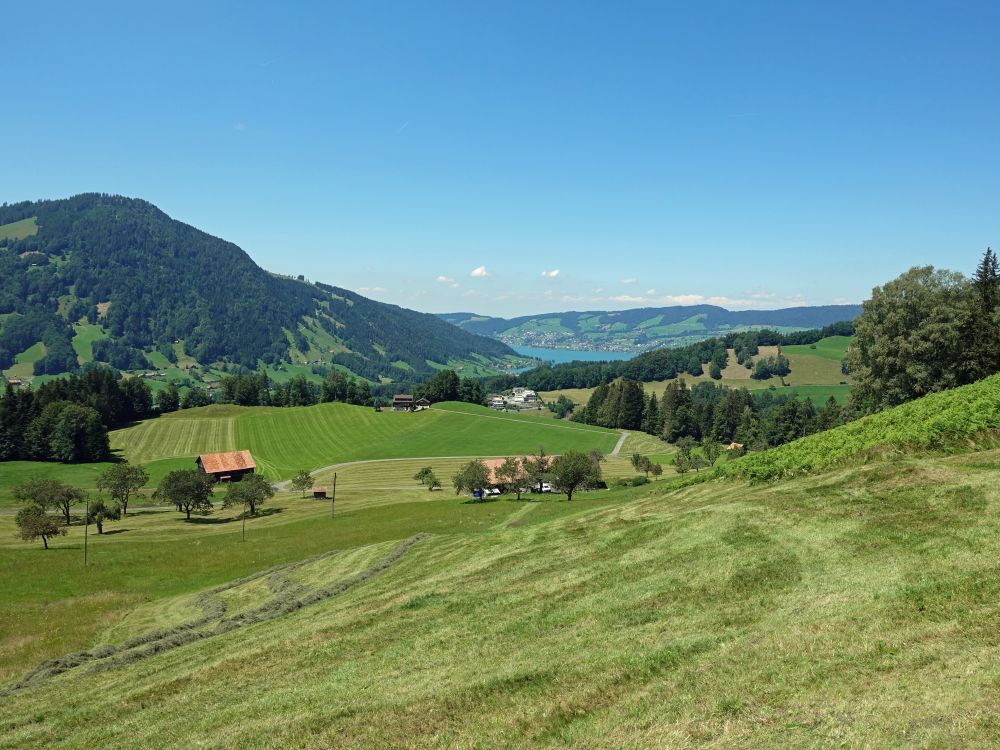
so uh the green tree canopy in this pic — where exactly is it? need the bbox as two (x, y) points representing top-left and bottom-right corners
(86, 496), (121, 534)
(155, 469), (215, 520)
(452, 459), (492, 498)
(549, 450), (600, 501)
(15, 504), (66, 549)
(223, 474), (275, 516)
(290, 469), (314, 497)
(96, 462), (149, 515)
(848, 266), (973, 413)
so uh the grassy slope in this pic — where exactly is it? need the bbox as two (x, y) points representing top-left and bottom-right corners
(3, 445), (1000, 746)
(70, 323), (110, 364)
(109, 402), (620, 480)
(0, 217), (39, 241)
(541, 337), (853, 407)
(723, 372), (1000, 481)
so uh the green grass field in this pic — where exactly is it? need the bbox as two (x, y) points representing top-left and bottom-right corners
(70, 323), (110, 364)
(108, 401), (620, 480)
(0, 216), (39, 241)
(3, 437), (1000, 746)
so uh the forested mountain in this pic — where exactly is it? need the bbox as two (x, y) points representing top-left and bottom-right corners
(441, 304), (862, 351)
(0, 194), (514, 380)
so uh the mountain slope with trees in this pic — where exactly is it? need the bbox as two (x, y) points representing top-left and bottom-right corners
(441, 304), (862, 351)
(0, 194), (515, 380)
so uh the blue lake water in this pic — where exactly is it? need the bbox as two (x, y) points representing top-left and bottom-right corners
(513, 345), (636, 365)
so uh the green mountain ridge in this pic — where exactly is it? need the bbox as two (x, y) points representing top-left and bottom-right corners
(442, 305), (863, 352)
(0, 194), (516, 383)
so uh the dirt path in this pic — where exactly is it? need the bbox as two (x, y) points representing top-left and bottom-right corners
(611, 431), (629, 456)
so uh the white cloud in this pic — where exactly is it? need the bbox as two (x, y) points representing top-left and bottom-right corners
(645, 289), (656, 295)
(358, 286), (388, 294)
(662, 294), (705, 305)
(470, 265), (490, 278)
(621, 278), (638, 285)
(462, 289), (480, 297)
(435, 275), (455, 283)
(450, 282), (460, 289)
(541, 269), (560, 278)
(609, 294), (648, 304)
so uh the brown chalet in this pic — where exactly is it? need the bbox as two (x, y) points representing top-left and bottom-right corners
(393, 394), (414, 412)
(196, 450), (256, 483)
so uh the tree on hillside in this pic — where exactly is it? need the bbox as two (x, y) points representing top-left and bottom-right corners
(523, 447), (551, 493)
(631, 452), (654, 478)
(14, 478), (85, 526)
(494, 457), (528, 500)
(701, 439), (721, 467)
(549, 451), (600, 501)
(223, 474), (274, 516)
(963, 247), (1000, 382)
(86, 496), (121, 534)
(452, 459), (492, 498)
(15, 504), (66, 549)
(290, 469), (314, 497)
(96, 462), (149, 515)
(848, 266), (973, 413)
(156, 382), (180, 413)
(709, 361), (723, 380)
(413, 467), (442, 491)
(155, 469), (215, 520)
(181, 386), (213, 409)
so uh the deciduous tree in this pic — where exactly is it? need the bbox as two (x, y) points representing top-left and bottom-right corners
(494, 457), (527, 499)
(452, 459), (492, 498)
(96, 462), (149, 515)
(86, 496), (121, 534)
(550, 450), (600, 501)
(290, 469), (314, 497)
(15, 504), (66, 549)
(223, 474), (275, 516)
(155, 469), (215, 520)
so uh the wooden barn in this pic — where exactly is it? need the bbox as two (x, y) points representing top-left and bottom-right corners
(196, 450), (256, 483)
(393, 394), (414, 412)
(312, 487), (328, 499)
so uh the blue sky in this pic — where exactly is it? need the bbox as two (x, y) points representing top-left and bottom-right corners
(3, 1), (998, 316)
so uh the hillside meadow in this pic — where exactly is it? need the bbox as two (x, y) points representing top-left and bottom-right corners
(540, 336), (852, 406)
(3, 442), (1000, 746)
(108, 401), (620, 480)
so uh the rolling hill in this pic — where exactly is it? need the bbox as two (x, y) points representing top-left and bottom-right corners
(106, 401), (620, 480)
(0, 194), (518, 385)
(442, 304), (862, 352)
(3, 377), (1000, 746)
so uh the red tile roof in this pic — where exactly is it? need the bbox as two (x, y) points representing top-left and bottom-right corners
(198, 450), (256, 475)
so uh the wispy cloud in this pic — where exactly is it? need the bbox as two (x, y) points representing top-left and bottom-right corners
(435, 275), (455, 283)
(358, 286), (388, 294)
(470, 265), (490, 278)
(541, 269), (560, 278)
(621, 278), (638, 285)
(396, 121), (410, 134)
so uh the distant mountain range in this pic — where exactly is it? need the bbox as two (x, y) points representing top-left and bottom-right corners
(440, 304), (863, 352)
(0, 194), (517, 384)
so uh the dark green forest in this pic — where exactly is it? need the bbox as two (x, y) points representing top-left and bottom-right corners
(0, 194), (514, 379)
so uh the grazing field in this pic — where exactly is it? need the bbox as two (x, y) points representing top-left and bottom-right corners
(782, 334), (852, 361)
(109, 402), (620, 479)
(69, 323), (110, 364)
(0, 216), (39, 241)
(541, 339), (852, 407)
(4, 437), (1000, 746)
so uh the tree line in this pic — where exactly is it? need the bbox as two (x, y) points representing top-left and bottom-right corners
(573, 377), (851, 451)
(848, 248), (1000, 412)
(0, 366), (154, 462)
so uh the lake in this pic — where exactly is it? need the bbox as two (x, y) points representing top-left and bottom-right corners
(513, 345), (636, 365)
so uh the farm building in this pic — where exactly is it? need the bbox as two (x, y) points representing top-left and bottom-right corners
(196, 450), (256, 483)
(313, 487), (328, 499)
(415, 398), (431, 410)
(393, 394), (414, 412)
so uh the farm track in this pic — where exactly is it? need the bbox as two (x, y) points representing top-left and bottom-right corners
(1, 534), (430, 696)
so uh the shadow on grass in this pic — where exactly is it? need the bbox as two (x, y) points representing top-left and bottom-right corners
(101, 529), (129, 536)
